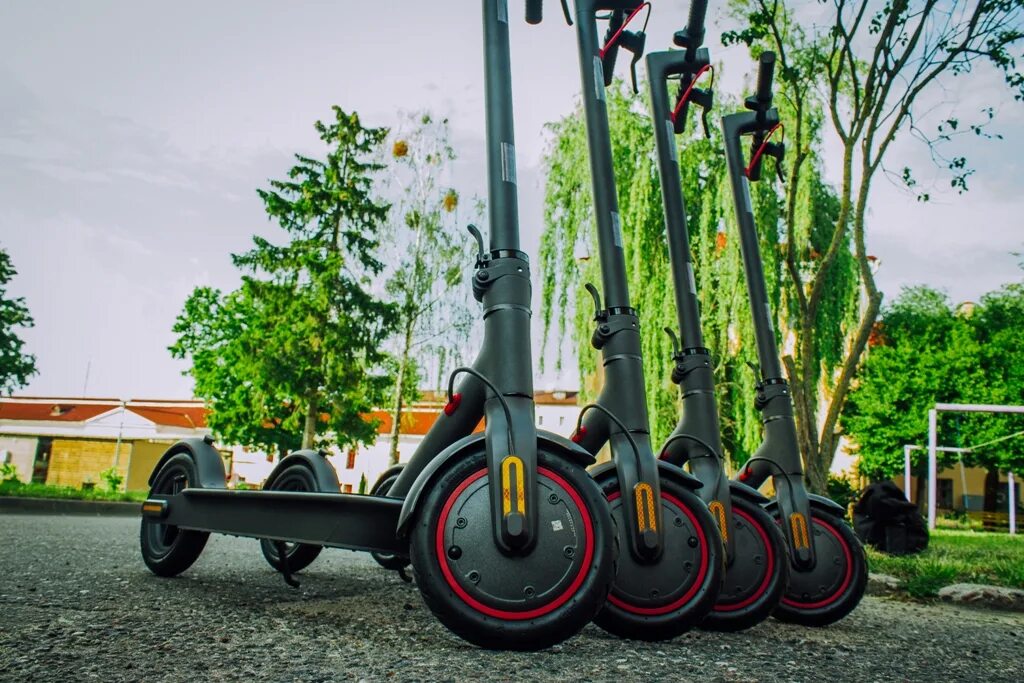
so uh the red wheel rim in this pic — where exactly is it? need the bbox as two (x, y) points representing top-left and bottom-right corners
(713, 506), (775, 612)
(605, 490), (710, 616)
(435, 467), (595, 620)
(780, 517), (853, 610)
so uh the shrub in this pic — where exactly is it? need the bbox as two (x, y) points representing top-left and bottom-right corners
(0, 462), (21, 485)
(827, 474), (859, 516)
(99, 466), (124, 492)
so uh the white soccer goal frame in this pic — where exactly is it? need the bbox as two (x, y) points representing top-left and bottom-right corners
(926, 403), (1024, 534)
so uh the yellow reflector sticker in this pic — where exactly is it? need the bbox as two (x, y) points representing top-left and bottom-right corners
(709, 500), (727, 542)
(634, 482), (657, 532)
(501, 455), (526, 516)
(790, 512), (810, 549)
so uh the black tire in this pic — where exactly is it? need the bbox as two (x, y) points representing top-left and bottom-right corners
(701, 495), (789, 632)
(773, 510), (867, 627)
(259, 464), (324, 574)
(140, 453), (210, 577)
(369, 465), (410, 571)
(409, 450), (616, 651)
(594, 476), (723, 641)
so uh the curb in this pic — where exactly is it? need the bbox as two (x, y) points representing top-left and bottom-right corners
(869, 572), (1024, 612)
(0, 496), (140, 517)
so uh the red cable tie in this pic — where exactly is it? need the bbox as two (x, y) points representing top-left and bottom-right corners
(598, 2), (651, 59)
(571, 425), (588, 444)
(744, 122), (784, 178)
(671, 64), (714, 124)
(444, 393), (462, 416)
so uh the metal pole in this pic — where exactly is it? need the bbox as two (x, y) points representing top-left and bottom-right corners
(1009, 472), (1016, 536)
(904, 444), (912, 503)
(928, 408), (938, 530)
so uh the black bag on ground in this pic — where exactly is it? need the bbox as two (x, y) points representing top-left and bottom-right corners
(853, 481), (929, 556)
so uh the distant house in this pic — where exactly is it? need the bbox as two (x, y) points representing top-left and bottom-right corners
(0, 391), (583, 493)
(0, 398), (216, 491)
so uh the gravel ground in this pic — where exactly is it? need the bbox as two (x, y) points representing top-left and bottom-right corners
(1, 514), (1021, 682)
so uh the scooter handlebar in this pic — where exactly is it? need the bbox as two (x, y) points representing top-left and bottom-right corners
(686, 0), (708, 45)
(526, 0), (543, 24)
(755, 51), (776, 106)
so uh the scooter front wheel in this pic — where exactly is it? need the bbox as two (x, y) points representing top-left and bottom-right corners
(594, 477), (723, 641)
(701, 495), (789, 631)
(773, 510), (867, 627)
(408, 450), (616, 650)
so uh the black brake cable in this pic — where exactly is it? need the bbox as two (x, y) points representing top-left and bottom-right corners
(574, 403), (643, 472)
(446, 367), (516, 455)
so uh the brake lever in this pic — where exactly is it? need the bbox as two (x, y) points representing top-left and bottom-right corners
(584, 283), (607, 321)
(560, 0), (573, 25)
(466, 224), (486, 265)
(619, 30), (647, 95)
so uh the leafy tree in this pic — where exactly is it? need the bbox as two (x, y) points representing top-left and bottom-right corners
(383, 112), (474, 466)
(540, 85), (848, 466)
(172, 107), (398, 454)
(724, 0), (1024, 491)
(845, 284), (1024, 503)
(0, 248), (37, 395)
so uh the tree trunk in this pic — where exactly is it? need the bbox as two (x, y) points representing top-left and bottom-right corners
(302, 393), (320, 450)
(388, 319), (416, 467)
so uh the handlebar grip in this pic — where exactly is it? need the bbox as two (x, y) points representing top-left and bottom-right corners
(687, 0), (708, 41)
(755, 51), (776, 103)
(526, 0), (543, 24)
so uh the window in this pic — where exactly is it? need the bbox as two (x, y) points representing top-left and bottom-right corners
(346, 450), (357, 470)
(342, 484), (353, 493)
(538, 415), (544, 426)
(559, 416), (566, 426)
(937, 478), (954, 509)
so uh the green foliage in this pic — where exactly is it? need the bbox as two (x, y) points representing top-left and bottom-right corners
(539, 83), (852, 466)
(382, 112), (474, 465)
(0, 248), (37, 394)
(99, 466), (124, 492)
(0, 462), (21, 484)
(358, 473), (368, 495)
(827, 475), (859, 516)
(172, 107), (398, 455)
(845, 284), (1024, 479)
(867, 529), (1024, 596)
(0, 481), (147, 502)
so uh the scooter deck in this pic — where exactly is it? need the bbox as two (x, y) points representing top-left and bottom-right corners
(142, 489), (406, 555)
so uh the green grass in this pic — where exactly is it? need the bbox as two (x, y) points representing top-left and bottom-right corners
(0, 481), (147, 503)
(867, 528), (1024, 597)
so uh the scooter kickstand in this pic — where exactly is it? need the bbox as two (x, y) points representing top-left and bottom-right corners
(273, 541), (301, 588)
(397, 566), (414, 584)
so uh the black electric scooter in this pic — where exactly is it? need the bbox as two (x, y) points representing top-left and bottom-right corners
(139, 0), (618, 651)
(563, 0), (724, 641)
(722, 52), (867, 626)
(645, 0), (789, 631)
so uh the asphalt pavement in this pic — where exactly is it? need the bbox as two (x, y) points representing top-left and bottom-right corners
(1, 513), (1021, 682)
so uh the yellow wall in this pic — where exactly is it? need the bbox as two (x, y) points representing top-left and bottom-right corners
(895, 464), (1019, 511)
(46, 439), (131, 489)
(125, 441), (175, 492)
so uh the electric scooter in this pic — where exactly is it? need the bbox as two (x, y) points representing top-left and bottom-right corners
(139, 0), (618, 651)
(722, 51), (867, 626)
(645, 0), (789, 631)
(564, 0), (725, 641)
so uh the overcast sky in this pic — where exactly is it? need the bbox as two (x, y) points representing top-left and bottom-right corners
(1, 1), (1021, 400)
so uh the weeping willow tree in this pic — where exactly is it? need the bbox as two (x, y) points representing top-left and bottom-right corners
(540, 83), (859, 475)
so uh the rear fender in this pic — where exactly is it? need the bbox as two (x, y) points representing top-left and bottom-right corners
(264, 450), (340, 493)
(147, 437), (227, 490)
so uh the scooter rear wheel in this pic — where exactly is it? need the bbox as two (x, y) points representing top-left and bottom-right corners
(773, 510), (867, 627)
(140, 453), (209, 577)
(259, 464), (324, 574)
(701, 495), (789, 631)
(408, 450), (616, 650)
(593, 477), (723, 641)
(369, 465), (410, 571)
